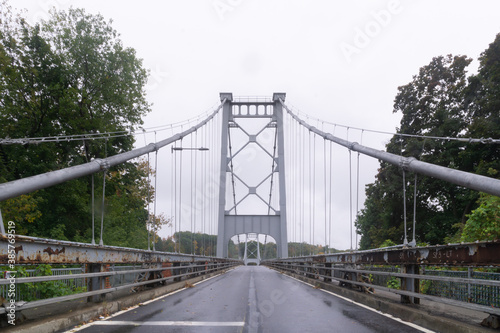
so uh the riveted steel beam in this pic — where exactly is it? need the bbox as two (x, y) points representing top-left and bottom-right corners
(0, 235), (239, 265)
(267, 241), (500, 267)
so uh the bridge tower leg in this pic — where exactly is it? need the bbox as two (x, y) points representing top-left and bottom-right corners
(216, 93), (288, 258)
(243, 234), (248, 265)
(274, 93), (289, 258)
(216, 93), (232, 258)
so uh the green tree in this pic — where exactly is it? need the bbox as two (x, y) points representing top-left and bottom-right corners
(449, 34), (500, 241)
(0, 3), (152, 245)
(357, 55), (475, 249)
(41, 7), (150, 160)
(461, 193), (500, 242)
(463, 33), (500, 177)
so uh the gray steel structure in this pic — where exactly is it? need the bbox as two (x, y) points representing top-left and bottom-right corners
(281, 100), (500, 197)
(1, 92), (499, 259)
(243, 233), (261, 265)
(216, 93), (288, 258)
(0, 104), (224, 202)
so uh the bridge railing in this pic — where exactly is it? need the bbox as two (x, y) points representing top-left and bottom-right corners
(262, 241), (500, 317)
(0, 234), (241, 316)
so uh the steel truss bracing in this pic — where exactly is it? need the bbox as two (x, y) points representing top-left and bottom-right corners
(216, 93), (288, 258)
(243, 233), (261, 266)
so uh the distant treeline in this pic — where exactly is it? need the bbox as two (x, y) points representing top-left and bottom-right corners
(154, 231), (340, 259)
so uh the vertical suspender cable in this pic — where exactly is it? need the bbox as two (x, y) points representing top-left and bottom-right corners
(312, 133), (316, 252)
(170, 127), (176, 252)
(291, 114), (294, 246)
(348, 129), (353, 251)
(289, 114), (292, 247)
(142, 133), (151, 250)
(191, 133), (194, 254)
(210, 114), (214, 255)
(412, 174), (417, 245)
(99, 170), (106, 246)
(202, 123), (206, 254)
(153, 148), (158, 251)
(329, 140), (333, 253)
(173, 141), (178, 252)
(210, 114), (214, 256)
(403, 168), (408, 245)
(83, 139), (96, 245)
(205, 122), (209, 254)
(147, 152), (151, 251)
(213, 113), (217, 256)
(348, 148), (353, 251)
(179, 137), (183, 253)
(355, 130), (363, 250)
(91, 173), (95, 245)
(300, 123), (305, 256)
(194, 131), (198, 254)
(308, 131), (314, 255)
(323, 129), (327, 251)
(99, 137), (108, 246)
(292, 116), (295, 251)
(170, 131), (175, 251)
(401, 139), (408, 246)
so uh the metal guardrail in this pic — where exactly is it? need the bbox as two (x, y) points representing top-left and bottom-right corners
(0, 267), (85, 301)
(262, 241), (500, 317)
(0, 235), (241, 316)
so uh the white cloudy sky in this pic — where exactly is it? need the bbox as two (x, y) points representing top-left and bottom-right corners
(11, 0), (500, 251)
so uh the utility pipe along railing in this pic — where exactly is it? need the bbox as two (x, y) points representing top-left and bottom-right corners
(0, 101), (225, 202)
(282, 100), (500, 197)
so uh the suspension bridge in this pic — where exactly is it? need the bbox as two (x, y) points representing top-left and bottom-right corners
(1, 93), (500, 332)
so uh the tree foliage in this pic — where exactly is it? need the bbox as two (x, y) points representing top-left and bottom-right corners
(155, 231), (220, 257)
(0, 2), (153, 247)
(357, 34), (500, 249)
(461, 193), (500, 242)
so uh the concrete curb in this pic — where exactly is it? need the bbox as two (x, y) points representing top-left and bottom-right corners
(2, 269), (230, 333)
(272, 268), (495, 333)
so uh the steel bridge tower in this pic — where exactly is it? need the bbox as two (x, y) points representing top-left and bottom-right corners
(216, 93), (288, 258)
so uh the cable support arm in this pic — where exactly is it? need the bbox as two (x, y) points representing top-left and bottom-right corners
(0, 101), (225, 202)
(281, 99), (500, 197)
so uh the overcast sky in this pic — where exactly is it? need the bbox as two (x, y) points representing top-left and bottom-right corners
(12, 0), (500, 251)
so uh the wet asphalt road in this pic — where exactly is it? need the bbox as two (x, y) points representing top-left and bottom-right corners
(75, 266), (427, 333)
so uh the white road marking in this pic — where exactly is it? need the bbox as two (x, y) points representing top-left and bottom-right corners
(247, 271), (259, 333)
(285, 274), (435, 333)
(65, 269), (236, 332)
(93, 320), (245, 326)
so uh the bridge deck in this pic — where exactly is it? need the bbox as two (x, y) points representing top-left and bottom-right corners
(73, 266), (427, 333)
